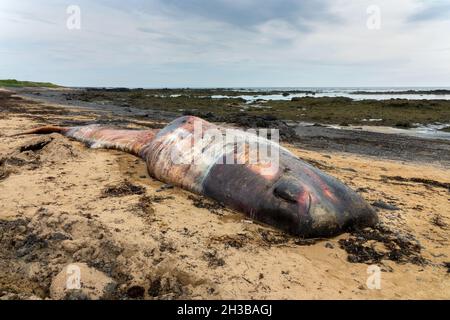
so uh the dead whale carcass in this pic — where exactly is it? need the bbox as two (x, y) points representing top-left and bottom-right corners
(20, 116), (378, 237)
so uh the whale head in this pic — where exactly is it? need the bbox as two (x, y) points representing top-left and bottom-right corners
(266, 158), (378, 237)
(202, 150), (378, 237)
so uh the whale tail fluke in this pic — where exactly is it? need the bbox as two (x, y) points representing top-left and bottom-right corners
(66, 126), (159, 157)
(13, 124), (159, 157)
(10, 125), (70, 137)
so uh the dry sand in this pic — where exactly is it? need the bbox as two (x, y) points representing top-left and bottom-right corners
(0, 90), (449, 299)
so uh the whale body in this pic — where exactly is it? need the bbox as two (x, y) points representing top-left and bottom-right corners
(21, 116), (378, 237)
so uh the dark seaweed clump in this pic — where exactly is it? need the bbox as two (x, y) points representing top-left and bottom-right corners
(338, 225), (426, 265)
(381, 175), (450, 191)
(102, 181), (146, 197)
(203, 250), (225, 268)
(188, 195), (225, 215)
(443, 262), (450, 273)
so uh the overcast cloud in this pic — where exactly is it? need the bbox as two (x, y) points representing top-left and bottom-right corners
(0, 0), (449, 87)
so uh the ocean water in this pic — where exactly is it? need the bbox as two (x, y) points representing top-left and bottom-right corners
(323, 122), (450, 141)
(217, 87), (450, 140)
(212, 87), (450, 102)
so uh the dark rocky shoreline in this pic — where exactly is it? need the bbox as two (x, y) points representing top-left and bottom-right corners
(8, 87), (450, 167)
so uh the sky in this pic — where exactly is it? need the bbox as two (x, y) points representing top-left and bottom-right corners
(1, 0), (450, 87)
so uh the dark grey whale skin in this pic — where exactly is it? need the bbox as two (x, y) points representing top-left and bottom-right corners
(202, 147), (378, 238)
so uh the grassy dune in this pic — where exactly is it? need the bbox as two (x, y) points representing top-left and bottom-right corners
(0, 79), (60, 88)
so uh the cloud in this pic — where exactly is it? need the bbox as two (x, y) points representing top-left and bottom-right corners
(160, 0), (339, 31)
(1, 0), (450, 87)
(408, 0), (450, 22)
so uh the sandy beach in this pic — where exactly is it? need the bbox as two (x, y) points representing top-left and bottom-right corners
(0, 88), (449, 300)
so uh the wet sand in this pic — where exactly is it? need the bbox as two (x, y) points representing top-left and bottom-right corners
(293, 124), (450, 166)
(0, 88), (449, 300)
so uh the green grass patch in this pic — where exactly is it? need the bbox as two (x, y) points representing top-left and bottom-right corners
(0, 79), (60, 88)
